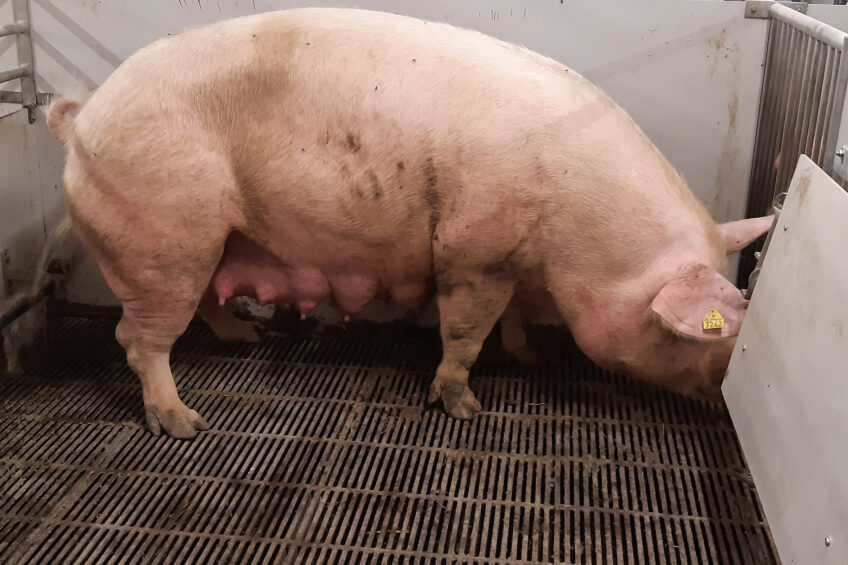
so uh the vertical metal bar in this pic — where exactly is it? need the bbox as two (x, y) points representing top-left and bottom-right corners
(11, 0), (36, 123)
(780, 27), (810, 194)
(740, 19), (787, 285)
(742, 9), (848, 285)
(786, 27), (811, 190)
(811, 47), (835, 169)
(790, 34), (815, 167)
(747, 18), (779, 220)
(820, 48), (842, 174)
(754, 20), (781, 208)
(765, 22), (793, 213)
(751, 21), (781, 220)
(775, 27), (801, 199)
(777, 29), (806, 195)
(802, 41), (827, 164)
(822, 36), (848, 174)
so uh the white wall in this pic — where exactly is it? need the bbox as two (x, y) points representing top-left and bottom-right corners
(0, 0), (768, 308)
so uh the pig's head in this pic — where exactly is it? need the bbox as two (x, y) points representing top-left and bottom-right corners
(644, 262), (749, 400)
(603, 216), (773, 401)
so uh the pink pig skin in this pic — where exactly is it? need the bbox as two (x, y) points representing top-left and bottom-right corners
(46, 8), (772, 438)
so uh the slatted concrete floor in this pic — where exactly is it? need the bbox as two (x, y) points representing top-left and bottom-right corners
(0, 316), (779, 564)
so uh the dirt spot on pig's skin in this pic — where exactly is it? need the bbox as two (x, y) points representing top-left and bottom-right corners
(346, 133), (362, 153)
(194, 26), (298, 137)
(423, 157), (441, 231)
(423, 160), (439, 200)
(367, 170), (383, 199)
(350, 185), (365, 199)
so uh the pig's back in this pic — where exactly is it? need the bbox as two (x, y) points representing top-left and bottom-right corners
(70, 8), (717, 281)
(71, 9), (593, 242)
(75, 7), (601, 187)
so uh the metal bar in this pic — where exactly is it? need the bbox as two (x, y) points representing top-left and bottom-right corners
(822, 36), (848, 174)
(0, 277), (55, 331)
(0, 62), (28, 84)
(746, 1), (807, 19)
(0, 20), (25, 37)
(740, 19), (788, 286)
(741, 6), (848, 285)
(0, 89), (50, 105)
(776, 27), (803, 197)
(765, 21), (788, 209)
(811, 48), (835, 169)
(770, 3), (847, 50)
(776, 28), (804, 196)
(790, 34), (815, 166)
(801, 41), (826, 164)
(765, 21), (792, 212)
(819, 50), (842, 175)
(748, 19), (779, 221)
(11, 0), (36, 122)
(783, 27), (809, 191)
(749, 18), (780, 217)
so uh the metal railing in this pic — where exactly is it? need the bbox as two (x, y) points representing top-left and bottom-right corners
(0, 0), (40, 123)
(740, 2), (848, 286)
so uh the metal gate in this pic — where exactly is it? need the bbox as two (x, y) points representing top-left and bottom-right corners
(0, 0), (44, 122)
(740, 2), (848, 286)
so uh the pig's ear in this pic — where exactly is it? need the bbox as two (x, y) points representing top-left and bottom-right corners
(651, 265), (748, 340)
(717, 216), (774, 253)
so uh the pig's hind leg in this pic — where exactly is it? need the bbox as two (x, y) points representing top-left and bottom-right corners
(110, 244), (231, 438)
(116, 313), (209, 439)
(71, 191), (233, 439)
(430, 271), (514, 419)
(110, 245), (229, 438)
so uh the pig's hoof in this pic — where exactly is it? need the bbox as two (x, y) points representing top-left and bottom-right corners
(145, 402), (210, 439)
(428, 379), (482, 420)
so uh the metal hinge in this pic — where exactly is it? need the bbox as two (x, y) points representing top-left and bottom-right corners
(743, 192), (784, 300)
(745, 1), (808, 19)
(832, 145), (848, 188)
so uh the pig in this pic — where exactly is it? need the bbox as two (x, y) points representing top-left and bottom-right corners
(46, 8), (772, 438)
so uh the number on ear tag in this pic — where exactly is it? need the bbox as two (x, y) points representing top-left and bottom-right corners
(702, 308), (725, 330)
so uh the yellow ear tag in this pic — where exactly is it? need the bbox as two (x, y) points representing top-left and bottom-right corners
(702, 308), (725, 330)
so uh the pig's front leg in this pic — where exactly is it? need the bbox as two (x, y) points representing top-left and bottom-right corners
(429, 272), (514, 419)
